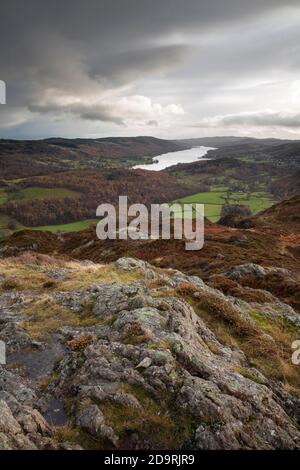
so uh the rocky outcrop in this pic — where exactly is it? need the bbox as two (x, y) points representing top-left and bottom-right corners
(0, 369), (52, 450)
(226, 263), (267, 280)
(0, 256), (299, 449)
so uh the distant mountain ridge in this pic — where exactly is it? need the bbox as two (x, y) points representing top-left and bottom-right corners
(175, 136), (299, 148)
(2, 135), (300, 181)
(175, 136), (300, 165)
(0, 136), (189, 179)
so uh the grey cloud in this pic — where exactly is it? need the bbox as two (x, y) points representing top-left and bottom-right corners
(0, 0), (300, 137)
(195, 112), (300, 129)
(28, 101), (124, 125)
(89, 45), (189, 84)
(223, 112), (300, 128)
(1, 0), (298, 81)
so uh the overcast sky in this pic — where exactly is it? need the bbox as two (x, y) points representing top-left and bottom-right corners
(0, 0), (300, 140)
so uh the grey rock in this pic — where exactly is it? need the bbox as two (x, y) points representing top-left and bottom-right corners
(93, 284), (140, 318)
(226, 263), (267, 280)
(136, 357), (152, 369)
(115, 257), (146, 271)
(0, 256), (299, 450)
(76, 405), (118, 447)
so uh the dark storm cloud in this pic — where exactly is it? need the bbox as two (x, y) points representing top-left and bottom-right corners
(0, 0), (300, 136)
(28, 100), (124, 125)
(1, 1), (298, 37)
(3, 0), (291, 84)
(88, 45), (189, 84)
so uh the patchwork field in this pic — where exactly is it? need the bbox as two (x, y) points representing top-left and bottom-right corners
(174, 189), (275, 222)
(0, 183), (276, 237)
(0, 214), (96, 238)
(0, 185), (84, 237)
(0, 168), (191, 238)
(0, 146), (284, 236)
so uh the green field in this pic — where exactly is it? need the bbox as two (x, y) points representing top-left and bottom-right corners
(0, 181), (276, 236)
(0, 213), (24, 238)
(0, 216), (96, 239)
(0, 190), (7, 206)
(0, 209), (96, 238)
(174, 190), (275, 222)
(31, 219), (96, 233)
(0, 185), (84, 237)
(8, 186), (80, 201)
(0, 214), (12, 238)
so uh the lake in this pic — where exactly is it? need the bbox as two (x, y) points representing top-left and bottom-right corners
(133, 146), (215, 171)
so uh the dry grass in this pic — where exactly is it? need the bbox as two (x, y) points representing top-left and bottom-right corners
(205, 341), (222, 355)
(57, 385), (193, 449)
(176, 282), (198, 297)
(229, 364), (264, 384)
(2, 252), (67, 268)
(58, 264), (141, 291)
(122, 322), (150, 345)
(237, 273), (300, 312)
(55, 425), (104, 450)
(0, 256), (141, 294)
(102, 384), (194, 449)
(148, 340), (171, 351)
(0, 260), (52, 291)
(21, 296), (99, 340)
(193, 291), (260, 338)
(177, 286), (300, 392)
(66, 334), (94, 351)
(208, 275), (275, 304)
(247, 311), (300, 388)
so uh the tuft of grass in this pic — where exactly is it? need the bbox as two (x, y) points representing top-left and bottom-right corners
(177, 287), (300, 391)
(122, 322), (150, 345)
(0, 260), (53, 291)
(206, 342), (222, 355)
(102, 384), (194, 449)
(247, 311), (300, 389)
(230, 365), (264, 384)
(176, 282), (198, 297)
(248, 311), (271, 332)
(55, 425), (107, 449)
(58, 265), (141, 291)
(0, 258), (142, 294)
(66, 334), (94, 351)
(193, 291), (260, 338)
(195, 297), (300, 389)
(21, 296), (99, 340)
(148, 340), (171, 351)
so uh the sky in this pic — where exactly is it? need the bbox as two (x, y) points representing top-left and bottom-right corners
(0, 0), (300, 140)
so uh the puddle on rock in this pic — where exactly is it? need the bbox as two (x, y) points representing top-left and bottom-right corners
(44, 398), (68, 426)
(7, 342), (66, 379)
(7, 341), (69, 426)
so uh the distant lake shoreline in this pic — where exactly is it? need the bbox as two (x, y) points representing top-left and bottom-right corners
(133, 146), (215, 171)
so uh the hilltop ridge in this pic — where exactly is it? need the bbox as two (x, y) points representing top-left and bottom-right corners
(0, 136), (188, 179)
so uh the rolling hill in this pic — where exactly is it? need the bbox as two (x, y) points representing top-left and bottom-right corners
(0, 136), (189, 179)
